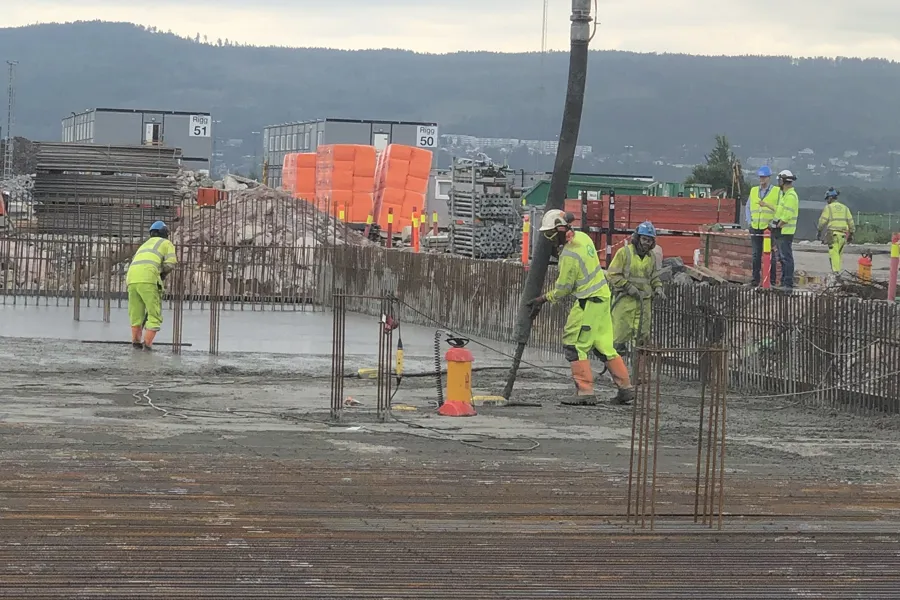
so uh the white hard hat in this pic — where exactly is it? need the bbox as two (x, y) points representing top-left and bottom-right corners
(539, 209), (568, 232)
(778, 169), (796, 181)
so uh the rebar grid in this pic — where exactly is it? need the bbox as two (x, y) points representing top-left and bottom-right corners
(628, 346), (728, 531)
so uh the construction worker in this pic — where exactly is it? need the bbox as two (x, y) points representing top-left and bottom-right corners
(771, 170), (799, 289)
(608, 221), (663, 357)
(527, 209), (635, 406)
(126, 221), (177, 350)
(747, 166), (779, 286)
(817, 187), (855, 273)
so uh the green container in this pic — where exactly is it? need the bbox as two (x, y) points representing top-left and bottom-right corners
(522, 174), (662, 206)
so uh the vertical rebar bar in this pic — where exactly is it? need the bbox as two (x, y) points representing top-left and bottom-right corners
(73, 246), (82, 321)
(330, 291), (346, 421)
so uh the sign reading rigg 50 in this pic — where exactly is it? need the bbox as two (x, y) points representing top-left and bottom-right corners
(416, 125), (438, 148)
(189, 115), (211, 137)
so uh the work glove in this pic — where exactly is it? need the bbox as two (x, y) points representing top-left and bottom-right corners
(527, 295), (547, 319)
(653, 287), (666, 300)
(626, 284), (641, 298)
(847, 233), (854, 243)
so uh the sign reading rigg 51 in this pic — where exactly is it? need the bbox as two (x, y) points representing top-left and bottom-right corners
(417, 125), (438, 148)
(189, 115), (211, 137)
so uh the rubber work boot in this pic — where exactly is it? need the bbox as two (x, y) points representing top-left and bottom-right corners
(606, 356), (634, 405)
(131, 326), (143, 349)
(611, 386), (635, 406)
(142, 329), (157, 351)
(561, 360), (597, 406)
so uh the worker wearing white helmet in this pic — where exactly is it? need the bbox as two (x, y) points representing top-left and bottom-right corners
(527, 208), (635, 406)
(772, 170), (799, 289)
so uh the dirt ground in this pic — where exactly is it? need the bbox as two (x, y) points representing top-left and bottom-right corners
(2, 335), (900, 598)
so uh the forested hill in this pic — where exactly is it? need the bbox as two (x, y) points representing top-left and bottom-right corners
(3, 21), (900, 161)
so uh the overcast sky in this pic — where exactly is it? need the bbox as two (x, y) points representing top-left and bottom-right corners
(5, 0), (900, 59)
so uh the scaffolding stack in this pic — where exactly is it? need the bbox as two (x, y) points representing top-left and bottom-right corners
(448, 158), (521, 259)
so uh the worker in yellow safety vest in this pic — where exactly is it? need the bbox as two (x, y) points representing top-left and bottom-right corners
(607, 222), (664, 374)
(817, 187), (855, 273)
(126, 221), (178, 350)
(747, 165), (779, 287)
(771, 170), (799, 289)
(527, 209), (635, 406)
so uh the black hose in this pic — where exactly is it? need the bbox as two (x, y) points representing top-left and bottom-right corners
(434, 329), (444, 407)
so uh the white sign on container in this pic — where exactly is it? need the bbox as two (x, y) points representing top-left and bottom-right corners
(189, 115), (211, 137)
(144, 123), (155, 144)
(416, 125), (438, 148)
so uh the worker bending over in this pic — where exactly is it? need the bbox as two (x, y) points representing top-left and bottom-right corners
(817, 187), (855, 274)
(126, 221), (177, 350)
(608, 221), (664, 360)
(528, 209), (635, 406)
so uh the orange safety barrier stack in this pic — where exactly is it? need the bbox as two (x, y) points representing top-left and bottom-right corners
(564, 194), (739, 266)
(294, 153), (317, 202)
(282, 153), (297, 193)
(372, 144), (431, 231)
(315, 144), (376, 223)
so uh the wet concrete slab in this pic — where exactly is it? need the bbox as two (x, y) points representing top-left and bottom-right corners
(0, 300), (554, 361)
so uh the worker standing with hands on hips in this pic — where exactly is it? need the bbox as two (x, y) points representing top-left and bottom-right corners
(607, 221), (663, 364)
(126, 221), (178, 350)
(527, 209), (635, 406)
(817, 187), (855, 274)
(771, 170), (799, 289)
(747, 166), (779, 287)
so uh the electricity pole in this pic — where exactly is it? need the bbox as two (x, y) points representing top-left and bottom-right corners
(503, 0), (594, 402)
(3, 60), (17, 180)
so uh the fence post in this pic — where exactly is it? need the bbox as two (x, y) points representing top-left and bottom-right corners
(411, 208), (420, 253)
(386, 208), (394, 249)
(521, 214), (531, 271)
(888, 232), (899, 302)
(761, 229), (772, 289)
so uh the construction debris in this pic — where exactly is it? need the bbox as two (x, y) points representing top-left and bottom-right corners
(176, 170), (262, 205)
(171, 185), (372, 298)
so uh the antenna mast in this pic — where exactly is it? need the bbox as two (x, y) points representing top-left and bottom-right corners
(3, 60), (17, 180)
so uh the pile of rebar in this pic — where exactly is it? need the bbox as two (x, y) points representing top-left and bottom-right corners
(32, 143), (181, 237)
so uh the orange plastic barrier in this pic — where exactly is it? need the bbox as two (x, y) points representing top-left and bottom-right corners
(315, 144), (376, 223)
(294, 153), (317, 202)
(372, 144), (431, 231)
(281, 153), (297, 192)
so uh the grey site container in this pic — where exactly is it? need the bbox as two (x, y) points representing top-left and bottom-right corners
(61, 108), (213, 172)
(262, 117), (439, 189)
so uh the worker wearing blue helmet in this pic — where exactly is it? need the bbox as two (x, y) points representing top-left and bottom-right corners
(747, 165), (779, 286)
(125, 221), (178, 349)
(607, 221), (663, 367)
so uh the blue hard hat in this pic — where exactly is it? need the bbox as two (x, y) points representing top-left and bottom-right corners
(757, 165), (772, 177)
(636, 221), (657, 238)
(149, 221), (167, 232)
(825, 187), (839, 199)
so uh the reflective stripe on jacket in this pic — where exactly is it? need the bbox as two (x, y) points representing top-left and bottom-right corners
(774, 187), (799, 235)
(607, 242), (661, 294)
(817, 202), (855, 234)
(748, 185), (778, 230)
(546, 231), (610, 302)
(126, 236), (178, 285)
